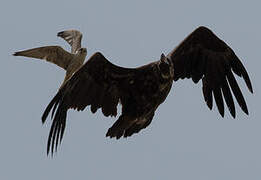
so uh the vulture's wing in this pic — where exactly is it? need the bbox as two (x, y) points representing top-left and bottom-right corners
(168, 26), (253, 118)
(57, 30), (82, 53)
(42, 52), (137, 155)
(13, 46), (74, 70)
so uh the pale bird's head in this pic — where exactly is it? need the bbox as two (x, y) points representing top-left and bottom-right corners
(77, 48), (87, 56)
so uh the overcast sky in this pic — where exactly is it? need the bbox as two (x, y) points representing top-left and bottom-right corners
(1, 0), (260, 179)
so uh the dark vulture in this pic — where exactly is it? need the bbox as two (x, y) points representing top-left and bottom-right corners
(41, 26), (253, 155)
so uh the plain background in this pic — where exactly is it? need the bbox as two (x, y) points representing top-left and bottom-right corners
(1, 0), (260, 179)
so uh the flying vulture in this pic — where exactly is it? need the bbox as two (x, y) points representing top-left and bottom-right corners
(15, 27), (253, 155)
(13, 30), (86, 88)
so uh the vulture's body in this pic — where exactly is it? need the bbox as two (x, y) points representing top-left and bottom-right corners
(14, 27), (253, 155)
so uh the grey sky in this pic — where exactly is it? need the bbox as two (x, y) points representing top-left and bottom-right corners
(1, 0), (260, 179)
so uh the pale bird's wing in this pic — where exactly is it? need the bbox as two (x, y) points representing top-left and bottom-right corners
(42, 52), (138, 155)
(168, 26), (253, 118)
(13, 46), (74, 70)
(57, 30), (82, 53)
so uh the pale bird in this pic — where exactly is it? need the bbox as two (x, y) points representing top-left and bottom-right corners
(13, 30), (87, 88)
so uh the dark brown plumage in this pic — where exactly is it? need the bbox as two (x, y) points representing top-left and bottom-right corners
(42, 26), (253, 155)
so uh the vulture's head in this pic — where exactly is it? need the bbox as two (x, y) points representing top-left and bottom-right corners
(159, 53), (172, 79)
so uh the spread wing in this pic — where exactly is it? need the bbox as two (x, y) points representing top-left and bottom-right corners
(168, 26), (253, 118)
(57, 30), (82, 53)
(13, 46), (74, 70)
(42, 52), (137, 155)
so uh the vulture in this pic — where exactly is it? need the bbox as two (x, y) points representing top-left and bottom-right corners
(13, 30), (86, 88)
(15, 26), (253, 155)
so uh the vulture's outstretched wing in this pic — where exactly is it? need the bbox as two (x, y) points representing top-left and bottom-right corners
(168, 26), (253, 118)
(42, 52), (137, 155)
(13, 46), (74, 70)
(57, 30), (82, 53)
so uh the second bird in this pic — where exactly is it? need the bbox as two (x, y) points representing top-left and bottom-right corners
(13, 30), (87, 88)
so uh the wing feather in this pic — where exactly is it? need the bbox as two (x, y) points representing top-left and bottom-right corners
(226, 70), (248, 114)
(221, 77), (235, 118)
